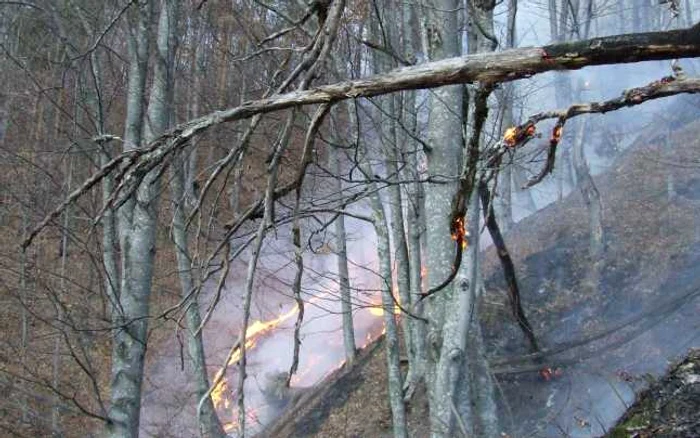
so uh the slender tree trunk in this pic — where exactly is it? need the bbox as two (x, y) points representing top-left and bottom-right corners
(108, 2), (173, 437)
(170, 156), (226, 438)
(52, 154), (73, 437)
(364, 166), (408, 438)
(328, 141), (356, 364)
(398, 2), (427, 396)
(572, 116), (604, 286)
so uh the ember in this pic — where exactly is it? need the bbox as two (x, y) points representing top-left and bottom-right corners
(504, 126), (518, 146)
(539, 366), (563, 381)
(450, 215), (468, 248)
(503, 124), (536, 147)
(551, 125), (563, 143)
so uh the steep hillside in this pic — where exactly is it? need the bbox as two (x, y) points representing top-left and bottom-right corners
(606, 349), (700, 438)
(262, 115), (700, 437)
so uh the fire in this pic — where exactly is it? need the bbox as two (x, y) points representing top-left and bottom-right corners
(503, 124), (536, 147)
(551, 125), (563, 143)
(221, 408), (260, 433)
(369, 303), (400, 316)
(539, 366), (563, 381)
(450, 216), (468, 249)
(211, 376), (230, 409)
(503, 126), (518, 146)
(210, 289), (389, 432)
(369, 306), (384, 316)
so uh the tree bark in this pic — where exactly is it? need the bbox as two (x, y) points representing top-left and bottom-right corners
(328, 141), (357, 364)
(363, 158), (409, 438)
(107, 2), (153, 437)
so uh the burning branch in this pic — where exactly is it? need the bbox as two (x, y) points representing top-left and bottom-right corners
(493, 71), (700, 188)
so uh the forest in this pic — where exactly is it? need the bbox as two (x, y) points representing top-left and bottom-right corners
(1, 0), (699, 437)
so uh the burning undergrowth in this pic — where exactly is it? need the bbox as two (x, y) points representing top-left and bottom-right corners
(261, 113), (700, 436)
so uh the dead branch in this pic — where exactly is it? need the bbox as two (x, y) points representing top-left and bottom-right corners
(479, 181), (540, 353)
(287, 104), (331, 387)
(498, 74), (700, 187)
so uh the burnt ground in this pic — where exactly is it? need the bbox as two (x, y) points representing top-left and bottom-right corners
(262, 106), (700, 437)
(605, 349), (700, 438)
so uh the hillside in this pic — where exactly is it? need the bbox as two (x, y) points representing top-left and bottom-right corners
(606, 349), (700, 438)
(261, 112), (700, 437)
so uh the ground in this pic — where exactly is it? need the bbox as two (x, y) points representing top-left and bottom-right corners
(606, 349), (700, 438)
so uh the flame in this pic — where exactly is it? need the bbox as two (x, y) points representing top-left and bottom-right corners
(551, 125), (563, 143)
(210, 289), (389, 430)
(221, 408), (260, 433)
(369, 303), (401, 316)
(450, 216), (468, 249)
(369, 306), (384, 316)
(211, 376), (230, 409)
(503, 127), (518, 146)
(503, 124), (536, 147)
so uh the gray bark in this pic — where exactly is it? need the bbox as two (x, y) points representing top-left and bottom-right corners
(497, 0), (517, 229)
(108, 2), (176, 437)
(400, 2), (427, 391)
(363, 162), (409, 438)
(107, 2), (152, 436)
(571, 116), (604, 284)
(170, 156), (226, 438)
(423, 0), (501, 435)
(328, 142), (356, 364)
(371, 0), (414, 391)
(420, 1), (464, 435)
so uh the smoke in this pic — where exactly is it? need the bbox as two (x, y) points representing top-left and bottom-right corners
(138, 208), (387, 436)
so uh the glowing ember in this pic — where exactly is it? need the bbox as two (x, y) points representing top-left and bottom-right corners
(551, 125), (563, 143)
(539, 366), (563, 381)
(504, 124), (536, 147)
(450, 216), (468, 249)
(503, 126), (518, 146)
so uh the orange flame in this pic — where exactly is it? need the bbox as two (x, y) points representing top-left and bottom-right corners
(503, 124), (536, 147)
(211, 376), (230, 409)
(211, 290), (389, 429)
(504, 126), (518, 146)
(450, 216), (468, 249)
(551, 125), (563, 143)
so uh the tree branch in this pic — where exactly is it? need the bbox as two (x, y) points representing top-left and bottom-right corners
(499, 74), (700, 187)
(21, 24), (700, 248)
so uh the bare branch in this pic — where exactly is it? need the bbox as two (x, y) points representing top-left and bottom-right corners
(499, 74), (700, 187)
(21, 24), (700, 248)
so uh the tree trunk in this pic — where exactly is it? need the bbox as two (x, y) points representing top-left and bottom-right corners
(364, 164), (409, 438)
(328, 141), (356, 364)
(371, 0), (414, 394)
(420, 1), (464, 435)
(108, 2), (176, 437)
(170, 156), (226, 438)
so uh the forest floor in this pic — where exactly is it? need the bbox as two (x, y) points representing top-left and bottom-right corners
(261, 110), (700, 437)
(605, 349), (700, 438)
